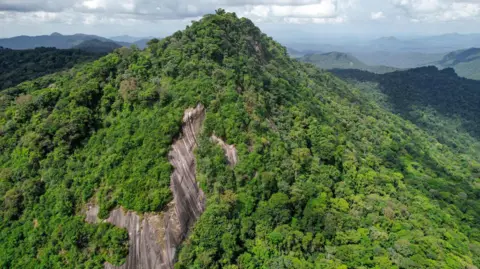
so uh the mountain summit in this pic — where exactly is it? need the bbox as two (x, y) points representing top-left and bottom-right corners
(0, 10), (479, 269)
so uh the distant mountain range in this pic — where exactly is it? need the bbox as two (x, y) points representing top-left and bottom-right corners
(0, 33), (154, 50)
(299, 52), (399, 74)
(433, 48), (480, 80)
(354, 51), (445, 69)
(110, 35), (155, 43)
(287, 33), (480, 68)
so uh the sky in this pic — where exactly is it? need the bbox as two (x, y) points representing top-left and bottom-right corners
(1, 0), (480, 40)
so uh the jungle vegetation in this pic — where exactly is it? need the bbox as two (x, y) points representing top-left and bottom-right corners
(0, 10), (479, 269)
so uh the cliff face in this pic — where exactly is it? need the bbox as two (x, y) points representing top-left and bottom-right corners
(162, 104), (206, 267)
(85, 104), (240, 269)
(104, 210), (165, 269)
(86, 104), (207, 269)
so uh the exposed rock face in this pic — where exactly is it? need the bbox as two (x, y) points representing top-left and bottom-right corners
(211, 135), (238, 166)
(163, 104), (206, 266)
(85, 104), (207, 269)
(104, 209), (165, 269)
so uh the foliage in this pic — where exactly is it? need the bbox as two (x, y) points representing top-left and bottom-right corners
(333, 67), (480, 139)
(0, 47), (103, 90)
(73, 39), (122, 54)
(0, 10), (479, 269)
(435, 47), (480, 80)
(300, 52), (399, 74)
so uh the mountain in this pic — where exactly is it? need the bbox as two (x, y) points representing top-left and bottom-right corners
(110, 35), (155, 49)
(109, 35), (153, 43)
(1, 10), (479, 269)
(300, 52), (399, 74)
(433, 48), (480, 80)
(287, 47), (305, 58)
(366, 33), (480, 53)
(0, 33), (130, 50)
(132, 38), (153, 49)
(413, 33), (480, 52)
(332, 66), (480, 151)
(0, 47), (103, 90)
(73, 39), (123, 53)
(354, 50), (445, 68)
(286, 33), (480, 69)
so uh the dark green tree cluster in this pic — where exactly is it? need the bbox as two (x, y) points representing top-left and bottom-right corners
(332, 67), (480, 139)
(0, 47), (104, 90)
(0, 10), (479, 268)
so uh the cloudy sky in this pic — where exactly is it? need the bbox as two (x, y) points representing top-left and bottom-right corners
(1, 0), (480, 40)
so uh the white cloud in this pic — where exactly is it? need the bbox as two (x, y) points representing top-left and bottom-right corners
(0, 0), (354, 24)
(392, 0), (480, 21)
(370, 11), (385, 19)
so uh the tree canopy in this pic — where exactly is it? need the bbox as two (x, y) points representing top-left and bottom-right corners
(0, 11), (479, 268)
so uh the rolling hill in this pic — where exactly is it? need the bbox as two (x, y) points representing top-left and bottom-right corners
(434, 48), (480, 80)
(73, 39), (122, 53)
(0, 10), (479, 269)
(0, 47), (103, 90)
(300, 51), (399, 74)
(0, 32), (130, 50)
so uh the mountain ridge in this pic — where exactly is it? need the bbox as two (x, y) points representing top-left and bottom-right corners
(300, 51), (399, 74)
(0, 33), (130, 49)
(433, 47), (480, 80)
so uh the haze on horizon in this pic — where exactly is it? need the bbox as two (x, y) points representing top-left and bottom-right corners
(1, 0), (480, 42)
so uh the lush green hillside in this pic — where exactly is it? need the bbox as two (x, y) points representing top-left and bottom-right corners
(0, 47), (104, 90)
(332, 67), (480, 156)
(300, 52), (399, 74)
(73, 39), (123, 53)
(435, 48), (480, 80)
(1, 10), (479, 269)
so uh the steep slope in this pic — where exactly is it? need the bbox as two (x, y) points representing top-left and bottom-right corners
(0, 47), (103, 90)
(73, 39), (123, 53)
(434, 48), (480, 80)
(0, 33), (130, 49)
(300, 52), (399, 74)
(0, 10), (479, 269)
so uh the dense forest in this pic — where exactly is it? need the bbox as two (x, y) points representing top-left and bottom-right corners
(0, 10), (479, 268)
(434, 48), (480, 80)
(299, 52), (399, 74)
(0, 47), (104, 90)
(332, 67), (480, 154)
(73, 39), (122, 54)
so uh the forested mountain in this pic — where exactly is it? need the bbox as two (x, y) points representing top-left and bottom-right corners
(110, 36), (154, 49)
(433, 48), (480, 80)
(73, 39), (122, 53)
(332, 67), (480, 155)
(0, 10), (479, 269)
(0, 32), (130, 50)
(300, 52), (399, 74)
(0, 47), (104, 90)
(110, 35), (152, 43)
(354, 50), (445, 68)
